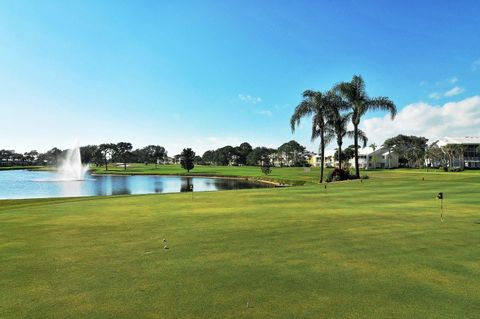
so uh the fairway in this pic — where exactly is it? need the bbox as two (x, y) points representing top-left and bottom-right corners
(1, 169), (480, 318)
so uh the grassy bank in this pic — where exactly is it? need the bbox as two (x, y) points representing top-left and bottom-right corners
(91, 164), (331, 185)
(1, 169), (479, 318)
(0, 166), (43, 170)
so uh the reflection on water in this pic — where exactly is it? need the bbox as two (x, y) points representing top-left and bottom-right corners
(180, 177), (193, 192)
(0, 170), (272, 200)
(111, 176), (131, 196)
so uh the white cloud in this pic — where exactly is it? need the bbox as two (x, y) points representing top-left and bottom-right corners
(238, 94), (262, 104)
(435, 76), (459, 86)
(448, 76), (458, 84)
(360, 96), (480, 146)
(419, 81), (428, 87)
(428, 86), (465, 99)
(256, 110), (272, 116)
(444, 86), (465, 97)
(472, 59), (480, 71)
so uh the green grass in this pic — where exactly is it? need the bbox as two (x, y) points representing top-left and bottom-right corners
(91, 164), (332, 185)
(1, 169), (480, 318)
(0, 166), (43, 170)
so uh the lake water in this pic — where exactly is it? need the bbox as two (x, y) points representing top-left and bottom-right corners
(0, 170), (271, 200)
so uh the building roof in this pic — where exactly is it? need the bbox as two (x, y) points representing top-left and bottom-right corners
(437, 136), (480, 146)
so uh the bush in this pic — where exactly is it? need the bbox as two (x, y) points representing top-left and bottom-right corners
(326, 168), (349, 182)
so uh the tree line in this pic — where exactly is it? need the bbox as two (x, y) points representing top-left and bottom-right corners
(200, 140), (307, 167)
(0, 139), (310, 170)
(0, 143), (167, 170)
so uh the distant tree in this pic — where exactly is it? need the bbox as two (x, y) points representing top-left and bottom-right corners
(383, 135), (428, 168)
(234, 142), (253, 165)
(261, 155), (272, 175)
(441, 144), (464, 170)
(152, 146), (167, 167)
(180, 148), (195, 172)
(11, 152), (25, 165)
(193, 155), (203, 165)
(214, 146), (235, 166)
(334, 145), (356, 169)
(335, 75), (397, 178)
(173, 154), (182, 164)
(80, 145), (98, 164)
(99, 143), (116, 171)
(43, 147), (63, 165)
(202, 150), (216, 165)
(23, 150), (38, 164)
(36, 152), (49, 166)
(247, 147), (275, 166)
(426, 143), (448, 169)
(92, 148), (104, 167)
(277, 140), (307, 166)
(137, 145), (167, 167)
(0, 150), (15, 162)
(115, 142), (133, 170)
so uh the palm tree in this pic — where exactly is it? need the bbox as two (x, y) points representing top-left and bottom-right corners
(291, 90), (333, 183)
(369, 143), (377, 169)
(327, 105), (367, 171)
(335, 75), (397, 178)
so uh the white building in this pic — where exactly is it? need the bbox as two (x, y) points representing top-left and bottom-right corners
(306, 147), (400, 169)
(437, 136), (480, 169)
(306, 150), (336, 167)
(349, 147), (400, 169)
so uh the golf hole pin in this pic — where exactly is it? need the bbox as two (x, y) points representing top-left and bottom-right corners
(437, 192), (444, 222)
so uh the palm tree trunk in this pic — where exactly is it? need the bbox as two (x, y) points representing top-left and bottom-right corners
(338, 142), (342, 171)
(320, 136), (325, 183)
(105, 158), (108, 171)
(124, 161), (126, 170)
(354, 125), (360, 178)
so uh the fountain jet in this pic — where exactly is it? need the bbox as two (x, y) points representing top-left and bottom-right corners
(57, 140), (89, 180)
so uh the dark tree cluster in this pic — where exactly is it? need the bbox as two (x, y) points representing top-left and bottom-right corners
(1, 148), (59, 166)
(201, 140), (308, 167)
(82, 143), (168, 171)
(1, 143), (168, 171)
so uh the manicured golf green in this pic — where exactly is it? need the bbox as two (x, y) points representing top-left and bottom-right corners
(1, 168), (479, 318)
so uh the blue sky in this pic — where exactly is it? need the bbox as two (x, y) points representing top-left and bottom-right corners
(1, 1), (480, 155)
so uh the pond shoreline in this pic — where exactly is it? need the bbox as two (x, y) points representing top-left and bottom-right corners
(90, 173), (284, 187)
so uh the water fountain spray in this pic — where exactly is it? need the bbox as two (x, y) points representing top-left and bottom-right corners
(57, 139), (89, 180)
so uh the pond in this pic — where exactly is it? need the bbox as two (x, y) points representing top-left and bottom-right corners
(0, 170), (272, 200)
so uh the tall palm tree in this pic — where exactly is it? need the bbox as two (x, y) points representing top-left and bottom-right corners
(335, 75), (397, 178)
(369, 143), (377, 169)
(328, 107), (367, 170)
(291, 90), (333, 183)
